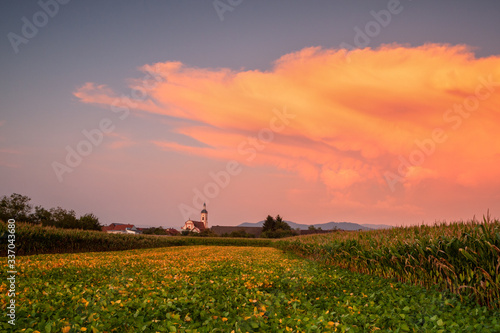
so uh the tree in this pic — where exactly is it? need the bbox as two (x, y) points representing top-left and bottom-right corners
(30, 206), (52, 225)
(261, 215), (297, 238)
(46, 207), (79, 229)
(79, 213), (102, 231)
(275, 215), (291, 231)
(262, 215), (276, 232)
(308, 225), (322, 231)
(0, 193), (34, 223)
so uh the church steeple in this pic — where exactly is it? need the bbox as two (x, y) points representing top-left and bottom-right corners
(200, 203), (208, 228)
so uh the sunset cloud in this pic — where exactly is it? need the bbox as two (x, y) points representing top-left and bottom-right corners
(74, 44), (500, 210)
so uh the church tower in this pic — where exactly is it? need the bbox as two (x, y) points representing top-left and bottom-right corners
(200, 203), (208, 228)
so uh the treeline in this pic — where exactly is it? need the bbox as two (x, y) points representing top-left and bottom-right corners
(0, 193), (101, 230)
(141, 227), (179, 236)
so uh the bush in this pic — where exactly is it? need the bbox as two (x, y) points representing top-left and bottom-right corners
(262, 228), (298, 239)
(142, 227), (168, 235)
(221, 230), (256, 238)
(186, 229), (218, 237)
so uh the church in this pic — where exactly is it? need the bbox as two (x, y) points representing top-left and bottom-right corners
(181, 203), (208, 233)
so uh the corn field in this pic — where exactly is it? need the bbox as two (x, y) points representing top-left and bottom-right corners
(0, 222), (272, 257)
(276, 214), (500, 309)
(2, 215), (499, 309)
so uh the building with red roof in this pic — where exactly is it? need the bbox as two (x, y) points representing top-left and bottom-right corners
(102, 223), (140, 234)
(181, 203), (208, 233)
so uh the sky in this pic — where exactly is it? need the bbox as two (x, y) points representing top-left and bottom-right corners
(1, 0), (500, 228)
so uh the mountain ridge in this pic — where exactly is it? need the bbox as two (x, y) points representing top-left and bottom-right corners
(237, 220), (392, 231)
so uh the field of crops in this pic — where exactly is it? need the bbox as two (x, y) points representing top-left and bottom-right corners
(0, 222), (272, 256)
(2, 246), (499, 332)
(276, 215), (500, 309)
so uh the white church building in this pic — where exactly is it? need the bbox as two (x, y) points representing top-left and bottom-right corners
(181, 203), (208, 233)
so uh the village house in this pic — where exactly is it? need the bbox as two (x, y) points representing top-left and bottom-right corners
(102, 223), (140, 234)
(165, 228), (180, 236)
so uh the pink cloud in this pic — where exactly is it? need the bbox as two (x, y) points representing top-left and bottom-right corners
(74, 44), (500, 217)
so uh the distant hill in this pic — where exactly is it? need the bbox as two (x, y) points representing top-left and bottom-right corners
(360, 224), (394, 230)
(238, 220), (373, 231)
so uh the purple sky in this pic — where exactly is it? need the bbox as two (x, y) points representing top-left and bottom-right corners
(1, 0), (500, 228)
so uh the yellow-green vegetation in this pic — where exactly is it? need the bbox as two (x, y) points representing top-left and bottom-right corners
(276, 215), (500, 309)
(2, 215), (500, 311)
(1, 246), (499, 332)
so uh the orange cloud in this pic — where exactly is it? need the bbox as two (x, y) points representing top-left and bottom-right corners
(74, 44), (500, 212)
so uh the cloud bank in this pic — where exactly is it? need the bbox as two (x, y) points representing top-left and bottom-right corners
(74, 44), (500, 214)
